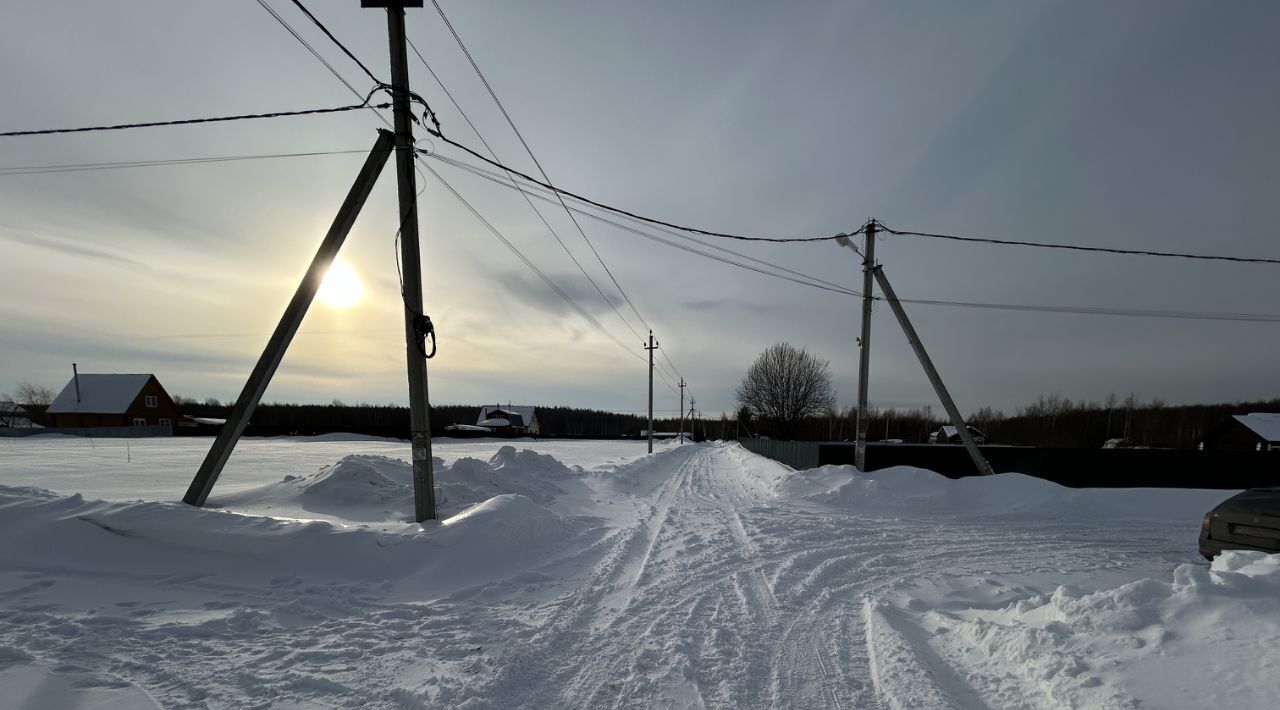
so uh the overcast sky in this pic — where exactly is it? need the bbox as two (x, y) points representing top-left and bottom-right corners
(2, 1), (1278, 417)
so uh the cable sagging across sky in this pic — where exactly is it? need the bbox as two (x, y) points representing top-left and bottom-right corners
(0, 96), (389, 138)
(879, 225), (1280, 265)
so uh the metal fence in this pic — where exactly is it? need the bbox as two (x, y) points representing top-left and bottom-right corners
(737, 438), (820, 470)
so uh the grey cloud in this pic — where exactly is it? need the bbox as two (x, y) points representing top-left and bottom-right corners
(2, 230), (149, 271)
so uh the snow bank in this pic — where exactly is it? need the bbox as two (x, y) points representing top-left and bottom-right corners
(909, 550), (1280, 708)
(443, 446), (575, 512)
(215, 445), (584, 522)
(775, 464), (1231, 522)
(277, 432), (406, 443)
(0, 661), (163, 710)
(0, 480), (583, 598)
(439, 494), (572, 552)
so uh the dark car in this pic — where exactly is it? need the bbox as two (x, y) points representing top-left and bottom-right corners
(1200, 488), (1280, 560)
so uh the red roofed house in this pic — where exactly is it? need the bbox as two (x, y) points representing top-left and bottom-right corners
(45, 373), (183, 431)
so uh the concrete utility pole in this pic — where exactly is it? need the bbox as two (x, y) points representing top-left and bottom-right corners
(366, 0), (437, 522)
(856, 220), (876, 470)
(688, 398), (696, 442)
(677, 378), (687, 444)
(645, 331), (658, 453)
(836, 220), (876, 471)
(872, 267), (994, 476)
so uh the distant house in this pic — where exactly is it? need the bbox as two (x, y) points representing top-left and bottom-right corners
(929, 425), (987, 445)
(1198, 413), (1280, 452)
(0, 401), (39, 428)
(475, 404), (541, 436)
(640, 430), (692, 439)
(45, 373), (183, 431)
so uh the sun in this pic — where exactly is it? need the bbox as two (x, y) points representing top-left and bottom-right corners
(317, 259), (364, 309)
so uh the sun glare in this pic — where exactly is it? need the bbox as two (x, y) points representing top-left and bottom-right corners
(317, 259), (364, 309)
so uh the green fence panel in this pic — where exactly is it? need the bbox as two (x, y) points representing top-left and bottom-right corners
(737, 438), (819, 470)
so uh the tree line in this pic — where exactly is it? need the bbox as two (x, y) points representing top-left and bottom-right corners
(177, 399), (690, 439)
(733, 395), (1280, 449)
(730, 343), (1277, 449)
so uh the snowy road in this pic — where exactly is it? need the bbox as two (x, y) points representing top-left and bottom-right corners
(0, 438), (1271, 708)
(434, 444), (1193, 709)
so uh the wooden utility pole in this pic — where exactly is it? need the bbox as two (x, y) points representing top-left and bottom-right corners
(184, 130), (396, 507)
(872, 267), (994, 476)
(366, 0), (437, 521)
(645, 331), (658, 453)
(677, 377), (687, 444)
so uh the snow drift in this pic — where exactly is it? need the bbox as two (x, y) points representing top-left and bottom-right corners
(775, 463), (1231, 522)
(214, 445), (585, 523)
(894, 550), (1280, 708)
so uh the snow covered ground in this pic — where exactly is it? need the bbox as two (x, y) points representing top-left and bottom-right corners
(0, 435), (1274, 709)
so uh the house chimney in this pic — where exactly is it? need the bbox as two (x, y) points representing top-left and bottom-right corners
(72, 363), (81, 403)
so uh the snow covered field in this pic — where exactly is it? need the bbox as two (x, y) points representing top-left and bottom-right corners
(0, 436), (1275, 709)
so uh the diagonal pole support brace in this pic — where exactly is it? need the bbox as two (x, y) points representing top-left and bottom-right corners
(183, 129), (396, 507)
(873, 266), (995, 476)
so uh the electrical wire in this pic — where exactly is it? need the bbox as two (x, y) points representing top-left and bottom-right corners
(0, 94), (388, 138)
(429, 151), (1280, 325)
(427, 152), (863, 296)
(888, 296), (1280, 324)
(428, 0), (654, 335)
(0, 150), (368, 176)
(404, 35), (647, 345)
(253, 0), (664, 377)
(879, 224), (1280, 266)
(428, 152), (862, 294)
(416, 158), (647, 364)
(424, 126), (867, 243)
(254, 0), (369, 101)
(288, 0), (385, 86)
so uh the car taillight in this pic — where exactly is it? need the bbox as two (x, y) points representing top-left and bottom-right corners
(1202, 513), (1212, 530)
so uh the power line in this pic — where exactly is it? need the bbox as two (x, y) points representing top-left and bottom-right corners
(287, 0), (385, 86)
(427, 152), (863, 296)
(403, 34), (647, 345)
(659, 350), (685, 383)
(890, 296), (1280, 324)
(269, 3), (690, 391)
(254, 0), (367, 101)
(425, 127), (866, 243)
(428, 152), (1280, 325)
(429, 152), (862, 294)
(416, 158), (646, 363)
(0, 95), (388, 138)
(880, 224), (1280, 265)
(0, 149), (368, 176)
(254, 7), (657, 378)
(428, 0), (654, 334)
(251, 4), (660, 377)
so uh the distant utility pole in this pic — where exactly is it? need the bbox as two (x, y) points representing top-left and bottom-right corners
(645, 331), (658, 453)
(677, 378), (687, 444)
(365, 0), (436, 521)
(688, 398), (696, 442)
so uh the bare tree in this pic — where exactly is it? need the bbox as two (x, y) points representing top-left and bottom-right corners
(735, 343), (835, 439)
(13, 381), (56, 406)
